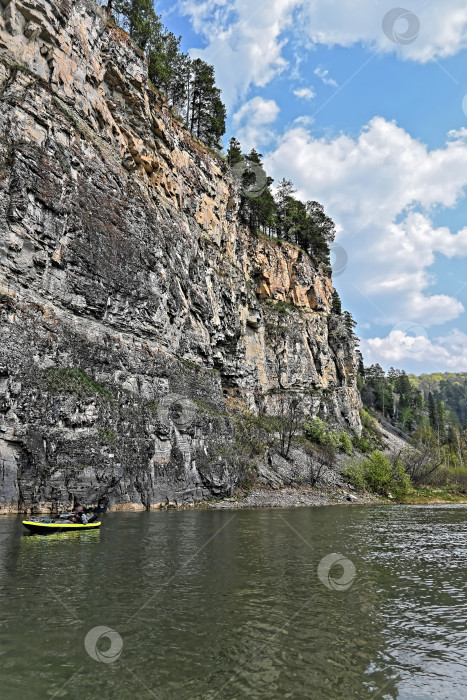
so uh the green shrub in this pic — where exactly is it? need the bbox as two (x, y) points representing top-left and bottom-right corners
(339, 431), (353, 455)
(326, 431), (341, 451)
(360, 408), (376, 431)
(343, 450), (410, 496)
(355, 408), (384, 451)
(305, 417), (353, 455)
(352, 435), (371, 453)
(99, 427), (117, 444)
(305, 417), (327, 444)
(342, 462), (366, 490)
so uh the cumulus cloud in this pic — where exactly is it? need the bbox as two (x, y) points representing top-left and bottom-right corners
(293, 86), (316, 100)
(361, 330), (467, 371)
(180, 1), (467, 105)
(264, 118), (467, 330)
(233, 97), (280, 150)
(314, 66), (337, 87)
(298, 0), (467, 63)
(179, 0), (302, 106)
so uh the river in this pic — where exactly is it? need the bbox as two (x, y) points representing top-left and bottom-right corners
(1, 505), (466, 699)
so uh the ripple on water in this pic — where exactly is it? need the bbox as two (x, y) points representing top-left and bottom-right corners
(0, 506), (466, 699)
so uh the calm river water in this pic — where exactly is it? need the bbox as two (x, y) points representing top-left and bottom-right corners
(1, 505), (466, 699)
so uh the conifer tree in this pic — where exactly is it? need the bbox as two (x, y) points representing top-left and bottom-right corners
(227, 138), (243, 166)
(274, 179), (296, 239)
(112, 3), (226, 147)
(435, 396), (446, 442)
(305, 200), (336, 264)
(188, 59), (226, 147)
(428, 392), (437, 430)
(331, 289), (342, 315)
(115, 0), (161, 51)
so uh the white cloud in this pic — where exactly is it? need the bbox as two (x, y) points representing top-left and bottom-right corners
(293, 115), (315, 127)
(299, 0), (467, 63)
(233, 97), (280, 151)
(293, 86), (316, 100)
(179, 0), (302, 107)
(264, 118), (467, 331)
(361, 330), (467, 371)
(314, 66), (337, 87)
(180, 1), (467, 106)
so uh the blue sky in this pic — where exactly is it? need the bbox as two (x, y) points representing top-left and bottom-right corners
(155, 0), (467, 374)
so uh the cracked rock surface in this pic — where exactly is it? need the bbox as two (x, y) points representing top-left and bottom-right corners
(0, 0), (361, 513)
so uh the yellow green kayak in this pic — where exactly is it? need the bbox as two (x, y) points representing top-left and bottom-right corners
(22, 520), (101, 535)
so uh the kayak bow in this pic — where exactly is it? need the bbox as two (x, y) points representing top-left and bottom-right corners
(22, 520), (101, 534)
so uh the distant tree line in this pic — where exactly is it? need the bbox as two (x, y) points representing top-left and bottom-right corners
(413, 373), (467, 425)
(360, 365), (467, 476)
(361, 365), (424, 432)
(104, 1), (226, 147)
(361, 366), (467, 433)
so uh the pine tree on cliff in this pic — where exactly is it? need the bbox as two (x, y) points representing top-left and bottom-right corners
(227, 138), (243, 166)
(114, 0), (161, 51)
(208, 95), (227, 148)
(274, 179), (296, 239)
(305, 201), (336, 264)
(237, 150), (274, 230)
(331, 289), (342, 315)
(112, 3), (226, 147)
(189, 59), (226, 147)
(343, 311), (357, 338)
(254, 187), (276, 235)
(148, 29), (188, 107)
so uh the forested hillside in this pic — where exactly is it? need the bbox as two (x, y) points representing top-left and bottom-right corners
(410, 373), (467, 424)
(359, 366), (467, 486)
(361, 367), (467, 431)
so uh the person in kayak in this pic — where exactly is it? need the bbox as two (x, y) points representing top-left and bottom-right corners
(59, 505), (88, 524)
(71, 506), (88, 524)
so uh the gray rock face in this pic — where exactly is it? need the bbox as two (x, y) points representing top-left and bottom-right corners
(0, 0), (361, 513)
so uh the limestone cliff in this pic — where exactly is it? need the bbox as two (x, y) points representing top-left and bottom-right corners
(0, 0), (361, 513)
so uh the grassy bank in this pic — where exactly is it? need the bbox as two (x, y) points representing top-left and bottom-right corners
(395, 486), (467, 505)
